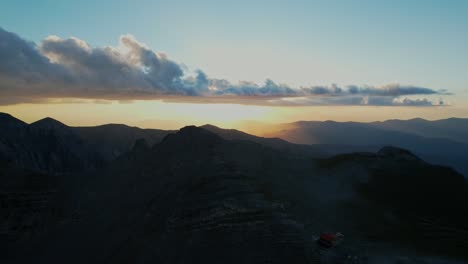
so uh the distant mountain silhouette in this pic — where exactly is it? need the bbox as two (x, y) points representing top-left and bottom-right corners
(271, 119), (468, 176)
(0, 114), (173, 175)
(200, 124), (324, 156)
(370, 118), (468, 143)
(0, 115), (94, 175)
(0, 114), (324, 175)
(3, 113), (466, 177)
(74, 124), (172, 162)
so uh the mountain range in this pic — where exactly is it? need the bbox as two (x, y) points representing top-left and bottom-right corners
(1, 113), (468, 263)
(263, 118), (468, 177)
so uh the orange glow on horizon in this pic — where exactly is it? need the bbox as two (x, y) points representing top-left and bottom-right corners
(0, 99), (467, 136)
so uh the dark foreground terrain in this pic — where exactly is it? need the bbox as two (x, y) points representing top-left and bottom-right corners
(1, 113), (468, 263)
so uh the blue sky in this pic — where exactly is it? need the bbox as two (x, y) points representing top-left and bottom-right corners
(0, 0), (467, 127)
(2, 0), (467, 88)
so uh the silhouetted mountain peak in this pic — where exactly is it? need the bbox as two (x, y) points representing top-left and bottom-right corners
(159, 126), (223, 148)
(30, 117), (68, 130)
(408, 117), (427, 122)
(200, 124), (219, 130)
(200, 124), (251, 139)
(0, 112), (27, 128)
(179, 125), (219, 137)
(93, 123), (141, 130)
(176, 126), (221, 140)
(324, 120), (338, 124)
(377, 146), (421, 161)
(201, 124), (243, 133)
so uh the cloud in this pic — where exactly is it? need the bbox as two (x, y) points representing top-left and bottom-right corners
(39, 34), (193, 94)
(300, 83), (449, 97)
(207, 78), (296, 96)
(0, 27), (450, 106)
(391, 97), (444, 106)
(267, 95), (445, 107)
(0, 28), (67, 84)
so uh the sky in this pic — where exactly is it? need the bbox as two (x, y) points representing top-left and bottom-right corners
(0, 0), (467, 130)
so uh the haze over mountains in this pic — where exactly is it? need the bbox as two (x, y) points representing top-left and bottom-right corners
(267, 118), (468, 144)
(262, 118), (468, 177)
(1, 112), (468, 263)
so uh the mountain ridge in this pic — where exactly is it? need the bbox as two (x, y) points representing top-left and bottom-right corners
(4, 124), (467, 263)
(2, 112), (468, 177)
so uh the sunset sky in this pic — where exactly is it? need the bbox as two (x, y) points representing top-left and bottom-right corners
(1, 0), (467, 130)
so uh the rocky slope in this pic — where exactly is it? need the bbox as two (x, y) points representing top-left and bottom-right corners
(9, 126), (310, 263)
(0, 113), (171, 175)
(2, 114), (468, 263)
(317, 147), (468, 258)
(4, 126), (467, 263)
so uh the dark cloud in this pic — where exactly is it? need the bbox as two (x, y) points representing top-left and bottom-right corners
(391, 98), (441, 106)
(360, 96), (438, 106)
(267, 96), (445, 107)
(301, 84), (343, 95)
(301, 84), (443, 97)
(0, 28), (68, 84)
(0, 27), (450, 106)
(207, 78), (295, 96)
(38, 34), (191, 94)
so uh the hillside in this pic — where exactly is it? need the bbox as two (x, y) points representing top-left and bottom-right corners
(4, 126), (467, 263)
(2, 114), (468, 263)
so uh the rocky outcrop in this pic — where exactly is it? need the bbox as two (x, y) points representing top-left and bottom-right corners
(8, 126), (310, 263)
(318, 146), (468, 259)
